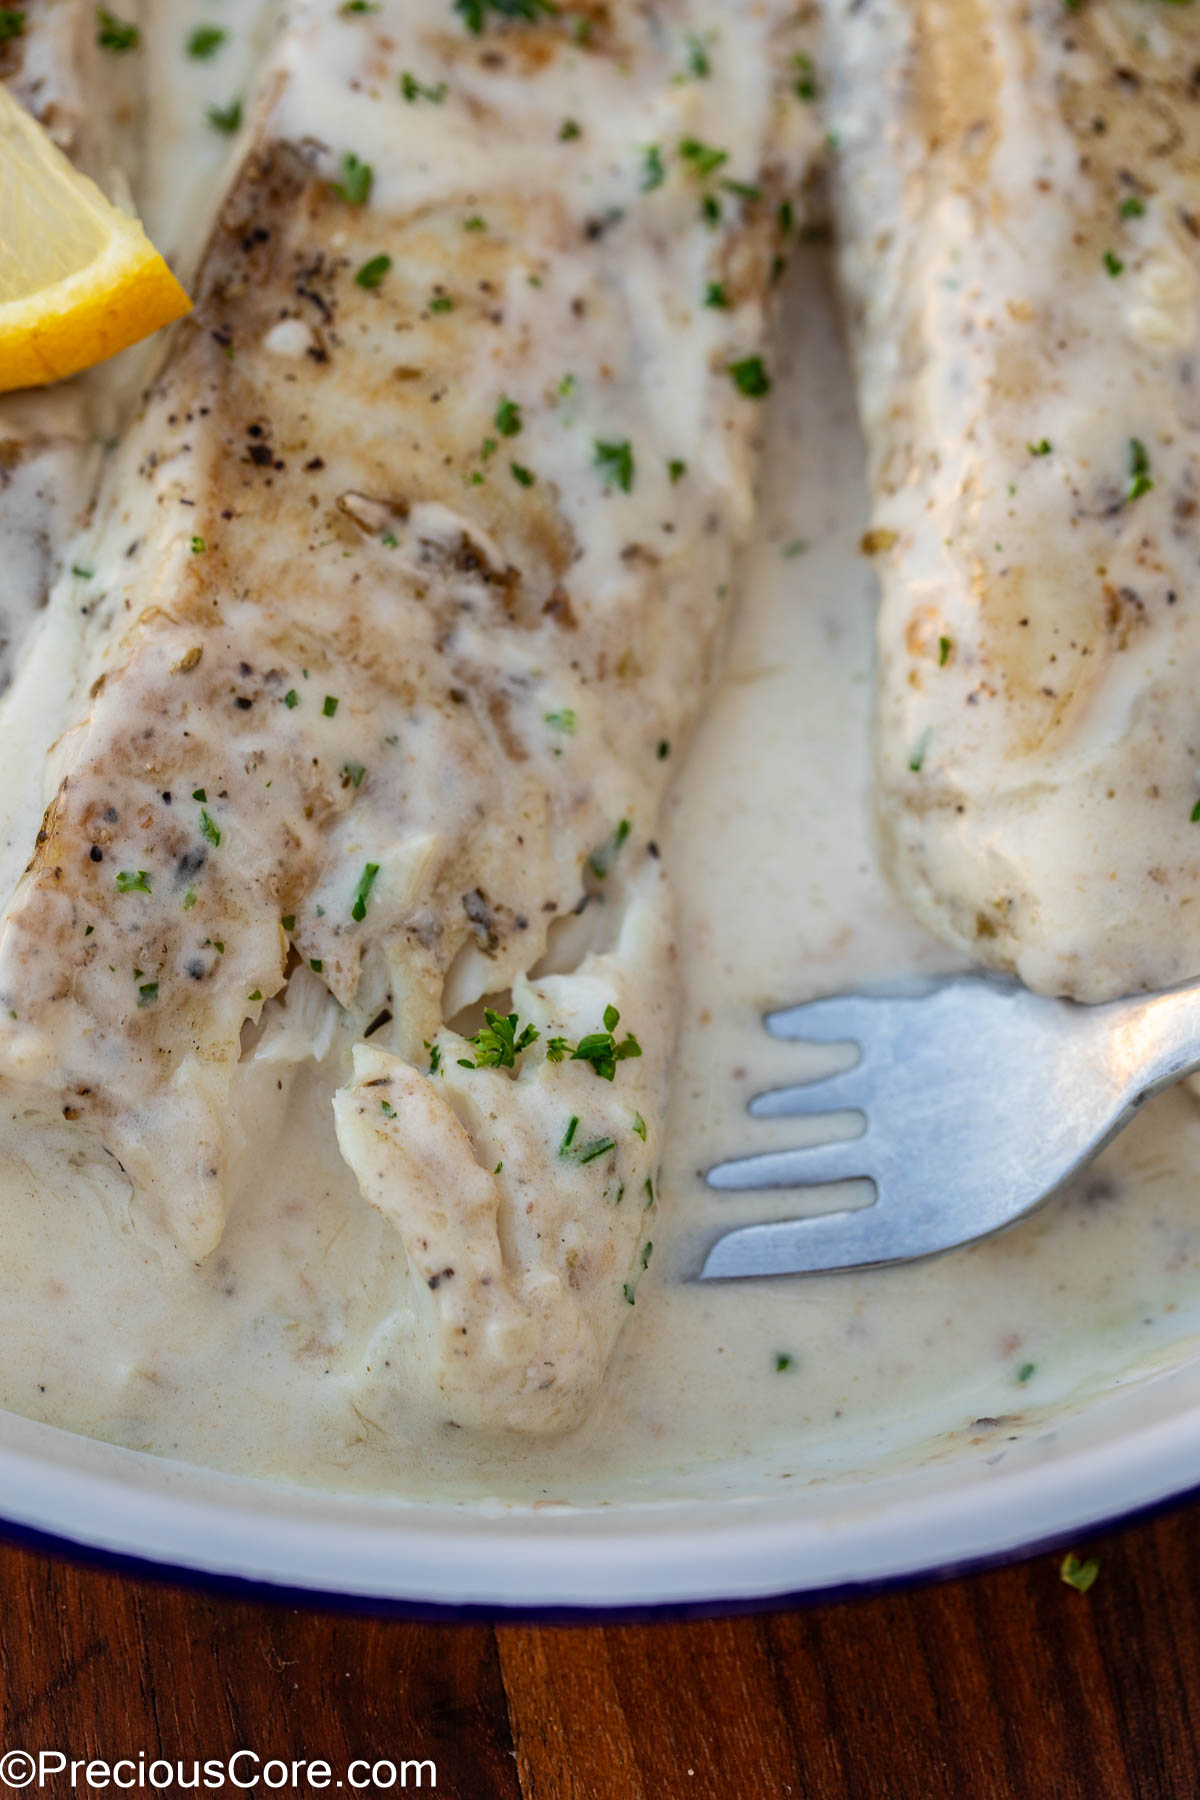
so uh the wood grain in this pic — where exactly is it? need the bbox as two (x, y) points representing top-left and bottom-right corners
(0, 1505), (1197, 1797)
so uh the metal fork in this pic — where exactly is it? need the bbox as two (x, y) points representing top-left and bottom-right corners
(700, 971), (1200, 1280)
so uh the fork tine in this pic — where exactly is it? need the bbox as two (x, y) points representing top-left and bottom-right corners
(706, 1135), (870, 1191)
(765, 994), (877, 1042)
(700, 1203), (948, 1279)
(748, 1064), (868, 1118)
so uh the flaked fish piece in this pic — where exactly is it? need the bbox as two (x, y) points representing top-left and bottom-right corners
(0, 0), (815, 1427)
(825, 0), (1200, 1000)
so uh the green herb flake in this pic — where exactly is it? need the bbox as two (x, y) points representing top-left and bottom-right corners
(908, 727), (933, 773)
(192, 788), (207, 803)
(323, 695), (339, 717)
(641, 1241), (653, 1270)
(187, 25), (226, 58)
(190, 535), (206, 554)
(545, 1036), (571, 1062)
(704, 281), (728, 309)
(428, 293), (454, 313)
(775, 1352), (794, 1372)
(495, 395), (522, 437)
(341, 0), (380, 10)
(938, 636), (951, 667)
(351, 861), (381, 923)
(115, 870), (151, 894)
(1103, 249), (1124, 277)
(381, 1099), (397, 1119)
(1120, 195), (1145, 219)
(657, 740), (670, 759)
(684, 31), (710, 76)
(577, 1136), (617, 1165)
(400, 70), (447, 103)
(559, 1115), (580, 1154)
(137, 981), (159, 1007)
(97, 8), (138, 52)
(793, 51), (818, 99)
(545, 708), (576, 734)
(593, 438), (635, 494)
(1017, 1361), (1036, 1383)
(463, 1008), (540, 1069)
(1127, 436), (1154, 501)
(207, 99), (242, 134)
(588, 817), (631, 879)
(0, 11), (25, 44)
(570, 1006), (642, 1081)
(679, 136), (729, 179)
(640, 144), (666, 192)
(71, 565), (94, 580)
(559, 118), (582, 140)
(199, 809), (221, 848)
(183, 889), (197, 911)
(284, 689), (299, 709)
(248, 990), (262, 1003)
(729, 355), (771, 398)
(454, 0), (555, 33)
(644, 1175), (655, 1205)
(342, 761), (367, 789)
(668, 459), (687, 483)
(310, 958), (324, 973)
(1028, 438), (1052, 456)
(281, 914), (295, 932)
(632, 1111), (647, 1141)
(355, 254), (392, 289)
(463, 214), (487, 232)
(427, 1044), (442, 1075)
(331, 151), (373, 208)
(510, 461), (536, 487)
(701, 193), (721, 229)
(623, 1282), (636, 1305)
(1060, 1552), (1100, 1594)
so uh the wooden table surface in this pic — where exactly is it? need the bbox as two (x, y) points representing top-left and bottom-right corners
(1, 1500), (1198, 1798)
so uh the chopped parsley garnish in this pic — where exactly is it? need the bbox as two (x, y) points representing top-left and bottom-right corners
(704, 281), (728, 309)
(429, 294), (455, 313)
(668, 459), (687, 483)
(1103, 249), (1124, 277)
(427, 1043), (442, 1075)
(793, 51), (818, 99)
(341, 0), (379, 10)
(187, 25), (226, 58)
(480, 436), (498, 462)
(137, 981), (159, 1007)
(400, 70), (447, 103)
(183, 889), (198, 911)
(355, 254), (392, 289)
(323, 695), (339, 717)
(593, 438), (635, 493)
(641, 1241), (653, 1269)
(310, 958), (324, 973)
(1060, 1552), (1100, 1594)
(463, 214), (486, 232)
(1119, 195), (1145, 219)
(545, 1037), (571, 1061)
(510, 461), (535, 487)
(729, 355), (771, 398)
(701, 193), (721, 229)
(775, 1353), (794, 1372)
(545, 709), (576, 733)
(71, 566), (93, 580)
(284, 689), (299, 709)
(331, 152), (373, 208)
(679, 137), (728, 179)
(644, 1175), (655, 1205)
(1017, 1361), (1036, 1383)
(721, 178), (762, 203)
(350, 862), (380, 922)
(1127, 437), (1154, 501)
(190, 535), (206, 553)
(342, 761), (366, 788)
(570, 1005), (642, 1081)
(455, 0), (555, 33)
(632, 1111), (647, 1140)
(0, 11), (24, 43)
(938, 636), (951, 666)
(115, 870), (151, 894)
(657, 740), (670, 759)
(1028, 439), (1052, 456)
(578, 1137), (617, 1165)
(462, 1008), (539, 1069)
(588, 817), (631, 879)
(199, 809), (221, 848)
(381, 1098), (397, 1118)
(281, 915), (295, 932)
(559, 1115), (579, 1154)
(192, 788), (206, 802)
(908, 727), (933, 773)
(495, 395), (523, 437)
(623, 1283), (636, 1305)
(559, 118), (582, 140)
(640, 144), (666, 192)
(96, 8), (138, 51)
(207, 99), (242, 134)
(685, 32), (710, 77)
(248, 990), (262, 1003)
(778, 200), (795, 237)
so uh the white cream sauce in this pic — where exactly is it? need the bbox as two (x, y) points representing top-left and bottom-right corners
(1, 3), (1200, 1504)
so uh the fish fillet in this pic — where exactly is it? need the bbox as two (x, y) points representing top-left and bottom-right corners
(825, 0), (1200, 1000)
(0, 0), (816, 1431)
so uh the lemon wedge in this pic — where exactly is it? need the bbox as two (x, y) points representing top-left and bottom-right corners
(0, 83), (191, 392)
